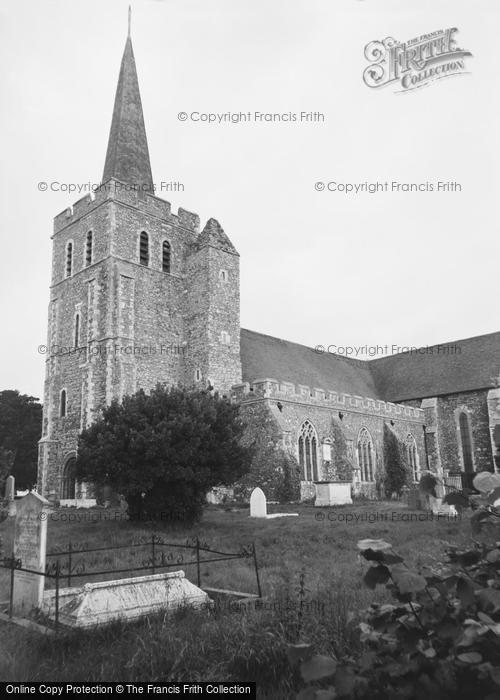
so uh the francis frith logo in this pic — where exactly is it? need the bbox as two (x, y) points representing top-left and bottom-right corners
(363, 28), (472, 92)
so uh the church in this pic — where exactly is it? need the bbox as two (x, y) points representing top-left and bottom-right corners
(37, 24), (500, 504)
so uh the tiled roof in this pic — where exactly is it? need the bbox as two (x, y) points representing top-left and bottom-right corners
(240, 329), (500, 402)
(240, 329), (378, 397)
(370, 331), (500, 402)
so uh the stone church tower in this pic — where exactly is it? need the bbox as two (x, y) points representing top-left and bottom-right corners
(37, 27), (242, 502)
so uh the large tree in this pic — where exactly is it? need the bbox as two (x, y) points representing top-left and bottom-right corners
(75, 384), (253, 522)
(0, 390), (42, 491)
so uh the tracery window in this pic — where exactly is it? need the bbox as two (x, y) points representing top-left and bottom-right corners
(406, 433), (419, 481)
(357, 428), (374, 481)
(298, 420), (319, 481)
(459, 412), (474, 473)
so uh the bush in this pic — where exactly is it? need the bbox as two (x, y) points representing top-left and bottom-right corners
(329, 419), (354, 481)
(382, 423), (411, 496)
(76, 384), (253, 523)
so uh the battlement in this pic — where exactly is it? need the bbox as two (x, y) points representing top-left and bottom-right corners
(231, 378), (424, 421)
(53, 179), (200, 235)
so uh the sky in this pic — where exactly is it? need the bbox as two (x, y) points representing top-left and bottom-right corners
(0, 0), (498, 400)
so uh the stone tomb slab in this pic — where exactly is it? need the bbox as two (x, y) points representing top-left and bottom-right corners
(42, 570), (210, 628)
(314, 481), (353, 507)
(13, 492), (49, 615)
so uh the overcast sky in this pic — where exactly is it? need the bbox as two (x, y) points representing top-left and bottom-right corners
(0, 0), (498, 400)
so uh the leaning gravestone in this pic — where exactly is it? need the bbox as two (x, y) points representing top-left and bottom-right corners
(12, 492), (49, 615)
(250, 487), (267, 518)
(5, 475), (16, 516)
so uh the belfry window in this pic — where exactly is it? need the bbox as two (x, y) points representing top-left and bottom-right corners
(139, 232), (149, 266)
(357, 428), (375, 482)
(60, 389), (67, 418)
(162, 240), (171, 273)
(85, 231), (93, 267)
(298, 420), (319, 481)
(406, 434), (419, 481)
(65, 242), (73, 278)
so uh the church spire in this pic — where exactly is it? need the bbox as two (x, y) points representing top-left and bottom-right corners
(102, 10), (153, 191)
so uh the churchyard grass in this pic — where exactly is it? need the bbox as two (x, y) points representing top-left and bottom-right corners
(0, 501), (472, 696)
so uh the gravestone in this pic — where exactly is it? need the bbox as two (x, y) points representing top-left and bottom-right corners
(12, 492), (49, 615)
(5, 475), (15, 500)
(250, 487), (267, 518)
(5, 475), (16, 516)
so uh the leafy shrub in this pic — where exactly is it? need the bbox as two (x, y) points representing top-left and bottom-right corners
(329, 420), (354, 482)
(382, 423), (411, 497)
(287, 478), (500, 698)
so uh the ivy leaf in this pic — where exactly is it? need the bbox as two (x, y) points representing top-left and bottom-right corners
(300, 655), (337, 682)
(361, 549), (403, 565)
(487, 487), (500, 505)
(357, 539), (392, 552)
(287, 643), (313, 666)
(457, 652), (483, 664)
(448, 549), (482, 567)
(486, 549), (500, 563)
(423, 647), (437, 659)
(477, 611), (495, 624)
(477, 588), (500, 613)
(391, 568), (427, 594)
(456, 577), (476, 607)
(473, 472), (500, 493)
(443, 492), (470, 507)
(364, 565), (391, 589)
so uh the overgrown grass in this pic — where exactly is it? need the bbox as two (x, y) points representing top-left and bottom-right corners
(0, 501), (472, 696)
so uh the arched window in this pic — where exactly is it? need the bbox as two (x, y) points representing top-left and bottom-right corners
(219, 269), (228, 282)
(65, 241), (73, 277)
(298, 420), (319, 481)
(459, 412), (474, 473)
(357, 428), (375, 482)
(162, 240), (171, 273)
(61, 457), (76, 500)
(406, 434), (419, 481)
(60, 389), (67, 418)
(139, 232), (149, 266)
(74, 313), (80, 347)
(85, 231), (93, 267)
